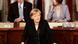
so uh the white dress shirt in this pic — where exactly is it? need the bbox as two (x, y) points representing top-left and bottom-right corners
(35, 23), (39, 31)
(18, 2), (24, 19)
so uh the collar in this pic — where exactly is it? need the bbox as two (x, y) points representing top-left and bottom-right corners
(18, 2), (24, 8)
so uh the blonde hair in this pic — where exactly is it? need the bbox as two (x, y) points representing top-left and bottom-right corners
(30, 8), (41, 17)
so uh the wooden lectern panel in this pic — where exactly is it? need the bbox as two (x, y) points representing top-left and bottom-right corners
(0, 31), (7, 44)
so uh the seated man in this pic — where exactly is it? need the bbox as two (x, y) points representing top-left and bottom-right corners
(8, 0), (32, 22)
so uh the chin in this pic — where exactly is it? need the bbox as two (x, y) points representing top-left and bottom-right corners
(35, 21), (40, 23)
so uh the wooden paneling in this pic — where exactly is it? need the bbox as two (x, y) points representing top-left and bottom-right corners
(51, 30), (78, 44)
(0, 31), (7, 44)
(1, 28), (78, 44)
(0, 28), (24, 44)
(7, 30), (23, 44)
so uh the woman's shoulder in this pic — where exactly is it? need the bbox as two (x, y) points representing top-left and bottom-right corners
(26, 20), (34, 25)
(40, 20), (48, 24)
(44, 20), (48, 23)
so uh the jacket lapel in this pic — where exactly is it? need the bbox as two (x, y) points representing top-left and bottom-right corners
(15, 2), (19, 17)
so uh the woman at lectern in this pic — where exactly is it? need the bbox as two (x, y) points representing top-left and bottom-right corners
(21, 8), (51, 44)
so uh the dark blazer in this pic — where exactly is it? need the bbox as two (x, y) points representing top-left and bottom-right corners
(8, 1), (32, 22)
(22, 20), (51, 44)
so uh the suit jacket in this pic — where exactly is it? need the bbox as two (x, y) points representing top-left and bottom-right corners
(8, 1), (32, 22)
(22, 20), (51, 44)
(47, 4), (70, 22)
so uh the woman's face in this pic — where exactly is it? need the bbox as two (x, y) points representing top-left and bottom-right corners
(53, 0), (58, 6)
(31, 13), (41, 23)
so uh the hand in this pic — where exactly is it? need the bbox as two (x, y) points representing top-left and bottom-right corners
(21, 42), (24, 44)
(52, 20), (57, 22)
(52, 20), (64, 22)
(14, 17), (22, 22)
(58, 20), (65, 22)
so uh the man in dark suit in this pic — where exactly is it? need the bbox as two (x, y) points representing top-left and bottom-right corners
(8, 0), (32, 22)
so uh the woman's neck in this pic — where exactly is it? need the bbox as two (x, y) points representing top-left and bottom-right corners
(34, 21), (39, 25)
(56, 4), (61, 7)
(54, 4), (61, 9)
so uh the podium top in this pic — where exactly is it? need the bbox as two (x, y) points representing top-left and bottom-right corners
(0, 22), (78, 28)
